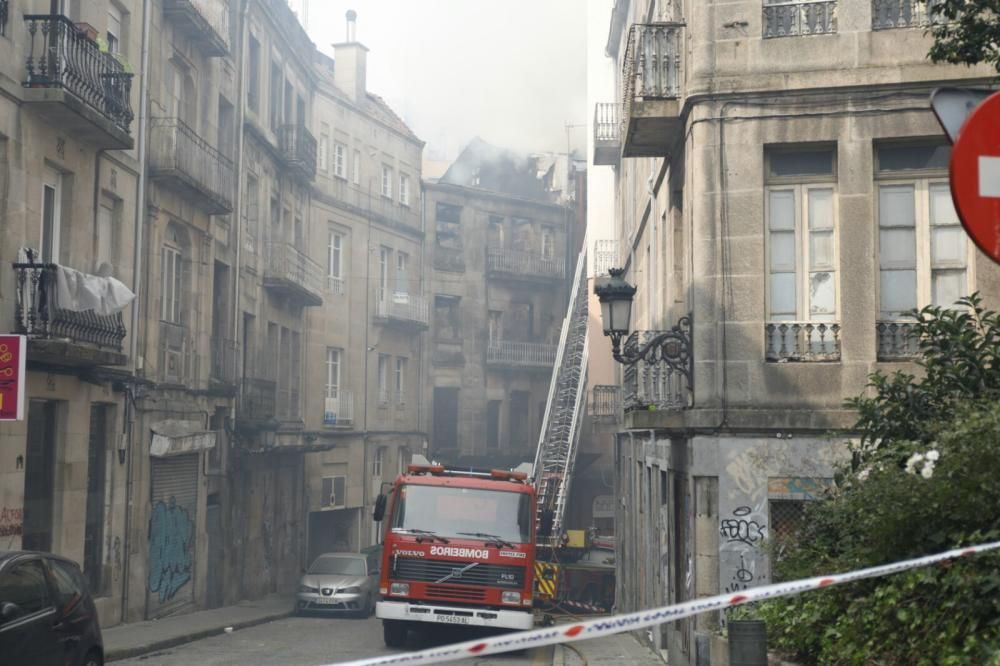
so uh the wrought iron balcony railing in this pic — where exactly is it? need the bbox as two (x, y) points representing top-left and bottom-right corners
(876, 320), (919, 361)
(210, 336), (238, 384)
(263, 242), (324, 306)
(14, 263), (127, 352)
(278, 123), (317, 182)
(593, 240), (620, 277)
(240, 376), (276, 422)
(487, 247), (564, 280)
(590, 385), (622, 418)
(23, 15), (134, 133)
(375, 290), (430, 327)
(620, 22), (683, 157)
(149, 117), (235, 214)
(163, 0), (230, 56)
(324, 390), (354, 426)
(872, 0), (940, 29)
(765, 321), (841, 362)
(622, 328), (693, 411)
(487, 340), (558, 368)
(763, 0), (837, 38)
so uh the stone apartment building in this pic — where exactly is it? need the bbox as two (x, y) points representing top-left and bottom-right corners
(424, 139), (576, 469)
(594, 0), (1000, 662)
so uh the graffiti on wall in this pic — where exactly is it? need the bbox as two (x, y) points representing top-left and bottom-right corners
(720, 506), (766, 547)
(147, 497), (194, 603)
(720, 504), (768, 593)
(0, 506), (23, 538)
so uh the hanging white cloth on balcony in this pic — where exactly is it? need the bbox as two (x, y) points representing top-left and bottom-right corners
(54, 264), (135, 315)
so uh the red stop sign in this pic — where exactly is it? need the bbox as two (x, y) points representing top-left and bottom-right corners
(950, 91), (1000, 265)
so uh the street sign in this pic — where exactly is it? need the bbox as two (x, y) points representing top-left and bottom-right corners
(950, 91), (1000, 265)
(931, 88), (993, 144)
(0, 335), (26, 421)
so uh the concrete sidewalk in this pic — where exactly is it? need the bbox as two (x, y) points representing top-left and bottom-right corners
(103, 595), (293, 662)
(555, 632), (666, 665)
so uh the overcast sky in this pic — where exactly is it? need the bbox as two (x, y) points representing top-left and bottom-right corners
(290, 0), (588, 162)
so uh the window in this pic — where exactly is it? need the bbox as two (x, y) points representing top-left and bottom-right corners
(379, 247), (390, 294)
(269, 61), (282, 132)
(395, 252), (408, 294)
(107, 4), (123, 55)
(247, 36), (260, 112)
(877, 144), (970, 319)
(541, 227), (555, 258)
(488, 310), (503, 343)
(373, 448), (383, 478)
(763, 0), (837, 39)
(765, 148), (838, 360)
(488, 216), (504, 248)
(436, 203), (462, 248)
(0, 561), (50, 615)
(321, 476), (346, 509)
(244, 174), (259, 248)
(160, 243), (183, 323)
(395, 358), (407, 404)
(381, 165), (393, 198)
(352, 149), (361, 184)
(325, 348), (341, 399)
(327, 231), (344, 292)
(377, 354), (390, 404)
(334, 143), (346, 178)
(41, 167), (63, 264)
(318, 127), (329, 173)
(49, 559), (84, 609)
(434, 295), (461, 340)
(399, 174), (410, 206)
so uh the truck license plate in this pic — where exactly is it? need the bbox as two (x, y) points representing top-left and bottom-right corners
(435, 614), (471, 625)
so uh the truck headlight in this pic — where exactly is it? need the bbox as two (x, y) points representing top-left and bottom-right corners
(390, 583), (410, 596)
(501, 591), (521, 605)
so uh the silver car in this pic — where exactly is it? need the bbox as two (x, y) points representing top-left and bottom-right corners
(295, 552), (379, 617)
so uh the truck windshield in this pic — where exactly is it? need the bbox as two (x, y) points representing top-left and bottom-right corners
(391, 484), (531, 544)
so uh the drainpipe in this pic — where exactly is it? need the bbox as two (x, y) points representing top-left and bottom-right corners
(121, 0), (154, 625)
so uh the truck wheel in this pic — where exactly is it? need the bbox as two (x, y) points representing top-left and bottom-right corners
(383, 619), (407, 648)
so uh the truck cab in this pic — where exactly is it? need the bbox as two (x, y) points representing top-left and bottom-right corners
(373, 463), (537, 647)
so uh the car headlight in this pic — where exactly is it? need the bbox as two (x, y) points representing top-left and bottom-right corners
(299, 585), (319, 594)
(389, 583), (410, 596)
(339, 586), (362, 594)
(501, 591), (521, 605)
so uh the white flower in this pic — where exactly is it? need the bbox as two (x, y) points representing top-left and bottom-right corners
(920, 460), (935, 479)
(905, 453), (924, 475)
(925, 449), (940, 462)
(857, 468), (871, 482)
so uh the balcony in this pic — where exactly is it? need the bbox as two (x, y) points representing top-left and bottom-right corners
(278, 123), (317, 183)
(487, 340), (557, 370)
(210, 336), (238, 385)
(590, 385), (622, 421)
(149, 118), (235, 214)
(239, 376), (276, 424)
(263, 242), (324, 307)
(872, 0), (939, 29)
(375, 291), (430, 330)
(323, 390), (354, 427)
(487, 247), (564, 282)
(22, 15), (134, 149)
(14, 262), (128, 367)
(763, 0), (837, 38)
(765, 321), (841, 362)
(164, 0), (230, 57)
(876, 320), (919, 361)
(621, 23), (683, 158)
(622, 328), (693, 412)
(593, 240), (620, 277)
(593, 103), (620, 166)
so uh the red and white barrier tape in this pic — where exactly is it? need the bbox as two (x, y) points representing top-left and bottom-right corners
(325, 540), (1000, 666)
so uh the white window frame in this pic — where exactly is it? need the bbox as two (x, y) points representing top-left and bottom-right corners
(381, 165), (392, 198)
(541, 227), (554, 258)
(373, 448), (384, 478)
(395, 251), (408, 294)
(107, 3), (123, 56)
(334, 142), (346, 179)
(399, 173), (410, 206)
(395, 357), (406, 405)
(877, 177), (975, 318)
(160, 244), (183, 323)
(352, 149), (361, 185)
(325, 347), (341, 399)
(322, 475), (346, 509)
(41, 167), (63, 264)
(377, 353), (390, 404)
(318, 127), (329, 173)
(765, 183), (839, 323)
(327, 230), (344, 293)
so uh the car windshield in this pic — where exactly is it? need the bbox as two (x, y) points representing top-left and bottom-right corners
(308, 556), (366, 576)
(391, 484), (532, 543)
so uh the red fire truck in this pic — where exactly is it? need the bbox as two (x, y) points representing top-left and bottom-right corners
(373, 461), (537, 647)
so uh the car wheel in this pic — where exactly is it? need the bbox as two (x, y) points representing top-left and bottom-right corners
(383, 619), (407, 648)
(82, 649), (103, 666)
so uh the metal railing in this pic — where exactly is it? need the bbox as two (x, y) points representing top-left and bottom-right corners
(872, 0), (940, 29)
(13, 263), (127, 351)
(327, 276), (345, 294)
(594, 102), (620, 143)
(487, 340), (558, 368)
(23, 15), (134, 132)
(164, 0), (230, 52)
(487, 247), (564, 280)
(590, 385), (622, 418)
(278, 123), (317, 181)
(876, 320), (919, 360)
(593, 240), (620, 277)
(375, 290), (430, 325)
(149, 117), (235, 213)
(763, 0), (837, 38)
(765, 321), (841, 362)
(241, 377), (276, 421)
(265, 242), (324, 296)
(622, 330), (693, 411)
(210, 336), (238, 383)
(622, 22), (682, 138)
(323, 390), (354, 426)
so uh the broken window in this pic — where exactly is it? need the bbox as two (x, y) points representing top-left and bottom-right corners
(435, 202), (463, 249)
(434, 295), (461, 340)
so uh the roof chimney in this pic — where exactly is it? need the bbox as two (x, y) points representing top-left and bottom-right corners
(333, 10), (368, 103)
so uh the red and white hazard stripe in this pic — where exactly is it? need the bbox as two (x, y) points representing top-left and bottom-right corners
(325, 540), (1000, 666)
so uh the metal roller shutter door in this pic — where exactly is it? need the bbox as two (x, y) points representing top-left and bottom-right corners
(146, 454), (199, 618)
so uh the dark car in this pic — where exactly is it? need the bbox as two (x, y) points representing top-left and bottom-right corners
(0, 551), (104, 666)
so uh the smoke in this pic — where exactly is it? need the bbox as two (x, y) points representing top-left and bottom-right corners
(306, 0), (588, 161)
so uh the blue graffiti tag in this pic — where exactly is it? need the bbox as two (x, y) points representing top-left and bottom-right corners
(147, 497), (194, 603)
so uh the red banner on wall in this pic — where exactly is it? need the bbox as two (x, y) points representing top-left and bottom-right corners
(0, 335), (26, 421)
